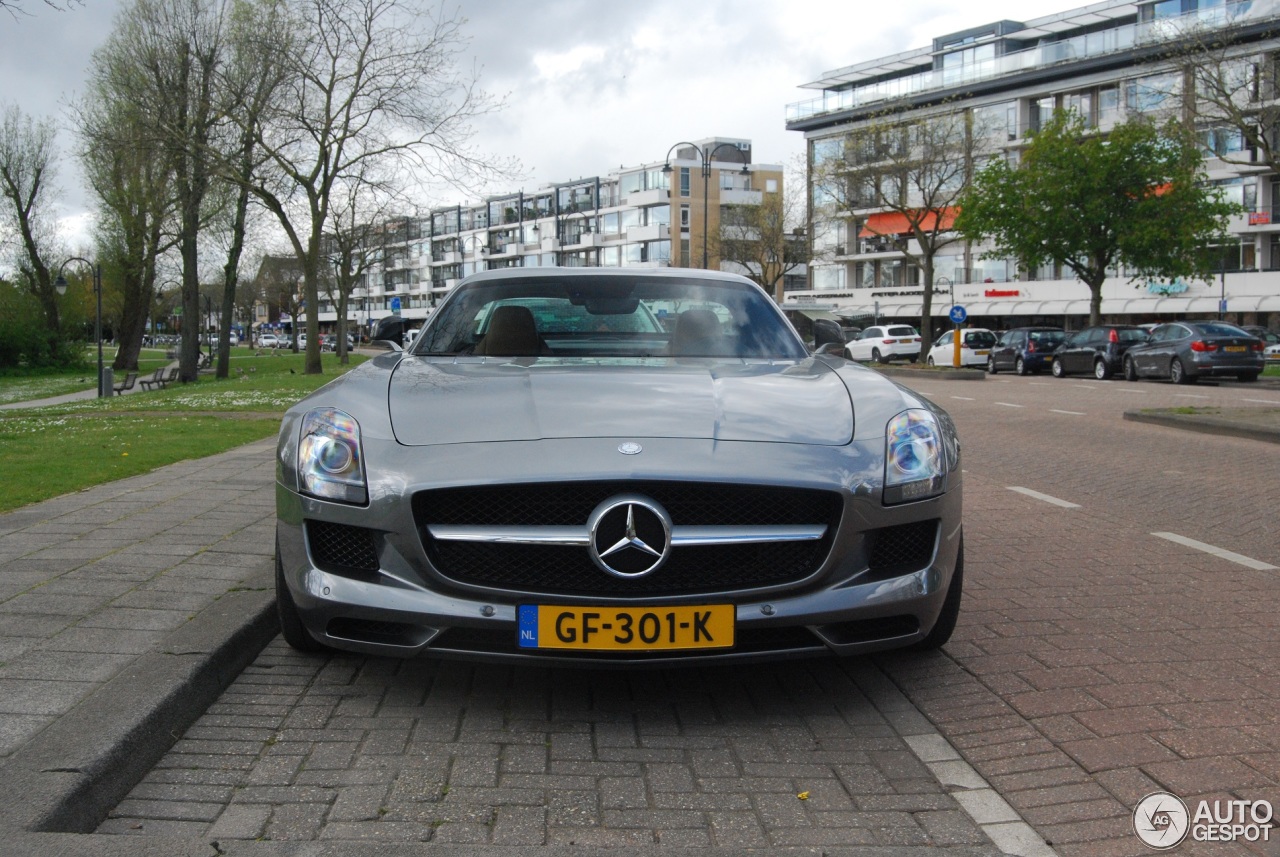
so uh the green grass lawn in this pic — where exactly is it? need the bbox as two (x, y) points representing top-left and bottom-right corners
(0, 349), (368, 513)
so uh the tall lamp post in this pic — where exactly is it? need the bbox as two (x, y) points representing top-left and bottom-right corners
(663, 141), (750, 269)
(54, 258), (105, 398)
(936, 276), (960, 368)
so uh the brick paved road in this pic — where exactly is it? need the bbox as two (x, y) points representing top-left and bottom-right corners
(101, 373), (1280, 854)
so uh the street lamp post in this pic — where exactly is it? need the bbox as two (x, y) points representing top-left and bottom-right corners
(937, 276), (960, 368)
(54, 258), (105, 398)
(663, 141), (751, 270)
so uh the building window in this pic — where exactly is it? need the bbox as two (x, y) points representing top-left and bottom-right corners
(679, 167), (691, 197)
(1124, 72), (1180, 114)
(680, 204), (690, 228)
(766, 178), (778, 193)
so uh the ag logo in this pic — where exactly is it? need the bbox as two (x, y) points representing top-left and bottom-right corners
(1134, 792), (1190, 850)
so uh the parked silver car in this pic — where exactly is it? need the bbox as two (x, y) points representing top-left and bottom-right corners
(274, 269), (964, 665)
(1123, 320), (1264, 383)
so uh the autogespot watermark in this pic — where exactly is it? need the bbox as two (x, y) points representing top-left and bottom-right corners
(1134, 791), (1274, 849)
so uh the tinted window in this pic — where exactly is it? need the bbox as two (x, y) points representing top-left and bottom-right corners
(963, 331), (996, 347)
(1116, 328), (1148, 343)
(1192, 322), (1251, 337)
(1029, 330), (1065, 347)
(887, 326), (917, 337)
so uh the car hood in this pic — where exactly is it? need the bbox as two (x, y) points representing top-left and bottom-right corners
(387, 357), (854, 446)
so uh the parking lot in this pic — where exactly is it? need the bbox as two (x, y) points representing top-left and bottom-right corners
(72, 369), (1279, 855)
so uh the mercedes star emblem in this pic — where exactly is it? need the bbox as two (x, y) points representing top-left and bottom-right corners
(617, 442), (643, 455)
(587, 494), (672, 578)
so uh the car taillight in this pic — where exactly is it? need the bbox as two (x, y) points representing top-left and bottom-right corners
(1253, 342), (1264, 352)
(1190, 341), (1217, 352)
(883, 339), (897, 344)
(1109, 329), (1119, 343)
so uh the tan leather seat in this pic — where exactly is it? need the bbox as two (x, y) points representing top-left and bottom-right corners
(473, 305), (543, 356)
(668, 309), (722, 355)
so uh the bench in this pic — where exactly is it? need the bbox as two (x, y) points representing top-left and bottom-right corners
(112, 372), (138, 396)
(139, 366), (178, 391)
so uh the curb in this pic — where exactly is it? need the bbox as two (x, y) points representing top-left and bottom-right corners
(0, 568), (278, 839)
(876, 366), (987, 381)
(1123, 409), (1280, 444)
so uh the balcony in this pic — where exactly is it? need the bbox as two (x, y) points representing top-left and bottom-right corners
(564, 233), (600, 249)
(626, 223), (669, 243)
(720, 189), (762, 206)
(786, 6), (1260, 124)
(626, 188), (669, 207)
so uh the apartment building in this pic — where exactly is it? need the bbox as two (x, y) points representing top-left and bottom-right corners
(310, 138), (785, 333)
(786, 0), (1280, 330)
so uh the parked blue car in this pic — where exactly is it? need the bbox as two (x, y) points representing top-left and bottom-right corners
(987, 327), (1066, 375)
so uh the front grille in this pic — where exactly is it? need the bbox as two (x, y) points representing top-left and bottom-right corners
(867, 519), (938, 575)
(306, 520), (380, 576)
(429, 624), (824, 660)
(415, 482), (843, 597)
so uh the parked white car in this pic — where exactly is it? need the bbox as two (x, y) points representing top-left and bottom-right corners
(1266, 342), (1280, 363)
(258, 333), (279, 348)
(846, 325), (922, 363)
(926, 328), (997, 368)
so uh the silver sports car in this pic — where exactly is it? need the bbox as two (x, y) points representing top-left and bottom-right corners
(275, 268), (963, 665)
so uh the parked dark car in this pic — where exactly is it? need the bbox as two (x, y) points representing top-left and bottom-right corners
(1241, 325), (1280, 347)
(1051, 325), (1148, 380)
(987, 327), (1066, 375)
(1123, 320), (1265, 383)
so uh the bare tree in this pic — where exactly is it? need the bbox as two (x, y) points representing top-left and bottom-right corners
(324, 170), (399, 363)
(1, 0), (82, 18)
(710, 175), (805, 303)
(0, 104), (65, 341)
(1146, 8), (1280, 181)
(100, 0), (231, 383)
(810, 101), (978, 345)
(228, 0), (509, 375)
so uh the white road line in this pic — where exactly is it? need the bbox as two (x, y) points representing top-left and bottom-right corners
(1007, 487), (1080, 508)
(1114, 388), (1146, 393)
(1243, 398), (1280, 405)
(1071, 384), (1096, 390)
(1174, 393), (1210, 399)
(1030, 382), (1052, 386)
(1049, 409), (1086, 415)
(994, 402), (1023, 408)
(1151, 532), (1277, 571)
(950, 396), (975, 401)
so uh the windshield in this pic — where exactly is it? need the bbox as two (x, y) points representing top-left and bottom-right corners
(414, 275), (809, 360)
(1029, 330), (1065, 347)
(1116, 328), (1148, 343)
(1193, 322), (1251, 337)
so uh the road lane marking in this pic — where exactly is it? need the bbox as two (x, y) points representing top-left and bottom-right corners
(1113, 388), (1146, 393)
(1174, 393), (1210, 399)
(950, 396), (975, 401)
(1071, 384), (1096, 390)
(1151, 532), (1277, 571)
(1243, 398), (1280, 404)
(1030, 382), (1052, 386)
(1049, 409), (1086, 415)
(1007, 487), (1080, 508)
(994, 402), (1023, 408)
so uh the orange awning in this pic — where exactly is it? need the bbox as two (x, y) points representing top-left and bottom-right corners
(859, 207), (958, 237)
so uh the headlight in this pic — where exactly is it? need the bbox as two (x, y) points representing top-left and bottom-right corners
(883, 409), (946, 505)
(298, 408), (367, 504)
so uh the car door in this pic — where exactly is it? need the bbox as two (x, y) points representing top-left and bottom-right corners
(932, 330), (953, 364)
(1136, 325), (1174, 375)
(1075, 328), (1106, 373)
(848, 327), (880, 361)
(998, 331), (1023, 370)
(1058, 330), (1086, 373)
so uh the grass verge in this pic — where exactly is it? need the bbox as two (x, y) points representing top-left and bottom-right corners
(0, 349), (368, 513)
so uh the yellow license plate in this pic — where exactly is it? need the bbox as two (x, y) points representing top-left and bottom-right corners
(1225, 345), (1247, 352)
(518, 604), (734, 651)
(973, 350), (990, 356)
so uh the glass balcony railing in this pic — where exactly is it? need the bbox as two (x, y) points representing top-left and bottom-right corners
(786, 4), (1260, 124)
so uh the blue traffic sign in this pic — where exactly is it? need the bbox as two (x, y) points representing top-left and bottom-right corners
(949, 305), (967, 324)
(390, 296), (402, 315)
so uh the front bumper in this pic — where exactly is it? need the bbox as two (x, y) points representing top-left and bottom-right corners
(276, 436), (962, 666)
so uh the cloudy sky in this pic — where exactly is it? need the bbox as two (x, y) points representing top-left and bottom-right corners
(1, 0), (1074, 245)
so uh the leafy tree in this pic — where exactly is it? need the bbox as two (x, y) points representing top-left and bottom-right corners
(954, 112), (1238, 325)
(0, 104), (64, 341)
(810, 102), (978, 345)
(711, 177), (805, 304)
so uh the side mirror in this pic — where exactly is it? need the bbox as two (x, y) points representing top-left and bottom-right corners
(812, 318), (845, 352)
(370, 339), (403, 352)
